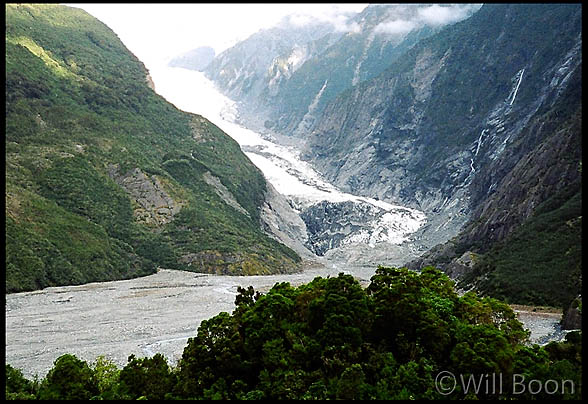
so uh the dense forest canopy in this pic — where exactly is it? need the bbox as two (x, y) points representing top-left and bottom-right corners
(5, 3), (301, 294)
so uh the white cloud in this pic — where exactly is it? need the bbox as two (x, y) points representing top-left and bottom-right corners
(284, 5), (365, 33)
(373, 4), (482, 37)
(418, 4), (481, 26)
(374, 19), (417, 35)
(329, 15), (362, 33)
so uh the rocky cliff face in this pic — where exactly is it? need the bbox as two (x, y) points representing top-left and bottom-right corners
(413, 64), (582, 308)
(561, 295), (582, 330)
(204, 16), (338, 109)
(302, 4), (582, 257)
(108, 165), (182, 227)
(259, 182), (314, 259)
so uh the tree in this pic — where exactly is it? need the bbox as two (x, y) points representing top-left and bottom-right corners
(118, 353), (176, 400)
(37, 354), (98, 400)
(91, 355), (122, 399)
(5, 364), (37, 400)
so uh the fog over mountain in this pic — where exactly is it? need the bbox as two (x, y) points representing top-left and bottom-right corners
(168, 46), (215, 71)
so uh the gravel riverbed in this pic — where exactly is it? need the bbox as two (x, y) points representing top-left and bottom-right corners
(6, 264), (358, 379)
(5, 266), (564, 379)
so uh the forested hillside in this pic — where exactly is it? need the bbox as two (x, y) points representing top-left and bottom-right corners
(5, 4), (300, 293)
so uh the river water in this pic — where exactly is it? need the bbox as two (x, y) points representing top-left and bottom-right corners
(4, 65), (564, 379)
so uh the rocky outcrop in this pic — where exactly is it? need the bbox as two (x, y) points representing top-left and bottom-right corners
(259, 182), (314, 259)
(202, 171), (250, 218)
(108, 164), (181, 226)
(561, 295), (582, 330)
(145, 73), (155, 91)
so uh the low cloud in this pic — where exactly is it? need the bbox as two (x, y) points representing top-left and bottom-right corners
(374, 4), (482, 37)
(283, 5), (366, 33)
(374, 19), (417, 35)
(280, 4), (481, 38)
(328, 14), (362, 33)
(418, 4), (482, 26)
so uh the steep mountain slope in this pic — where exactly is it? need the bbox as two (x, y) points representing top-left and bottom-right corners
(203, 5), (480, 139)
(411, 66), (582, 308)
(260, 4), (479, 138)
(204, 15), (339, 110)
(302, 4), (581, 307)
(5, 4), (300, 293)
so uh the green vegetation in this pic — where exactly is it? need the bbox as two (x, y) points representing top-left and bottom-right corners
(5, 267), (583, 399)
(455, 57), (582, 310)
(5, 4), (300, 292)
(460, 183), (582, 308)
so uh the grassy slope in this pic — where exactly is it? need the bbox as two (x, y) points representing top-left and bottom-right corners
(5, 4), (300, 293)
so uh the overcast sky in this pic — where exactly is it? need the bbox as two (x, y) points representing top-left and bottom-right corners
(65, 3), (368, 69)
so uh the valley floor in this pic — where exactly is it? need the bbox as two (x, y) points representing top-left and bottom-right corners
(6, 267), (564, 380)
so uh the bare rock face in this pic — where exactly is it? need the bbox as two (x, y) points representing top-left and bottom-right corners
(561, 295), (582, 330)
(445, 251), (479, 279)
(259, 182), (314, 259)
(202, 171), (250, 218)
(108, 164), (181, 226)
(145, 73), (156, 91)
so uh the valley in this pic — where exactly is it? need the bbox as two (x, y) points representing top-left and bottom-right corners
(5, 61), (574, 382)
(5, 4), (581, 398)
(5, 268), (565, 380)
(148, 65), (429, 269)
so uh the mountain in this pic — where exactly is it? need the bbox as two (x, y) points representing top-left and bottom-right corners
(204, 14), (341, 110)
(203, 4), (480, 138)
(260, 4), (480, 138)
(5, 4), (301, 293)
(301, 3), (582, 308)
(203, 3), (582, 309)
(168, 46), (215, 71)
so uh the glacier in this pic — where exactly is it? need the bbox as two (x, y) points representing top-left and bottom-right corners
(148, 64), (427, 261)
